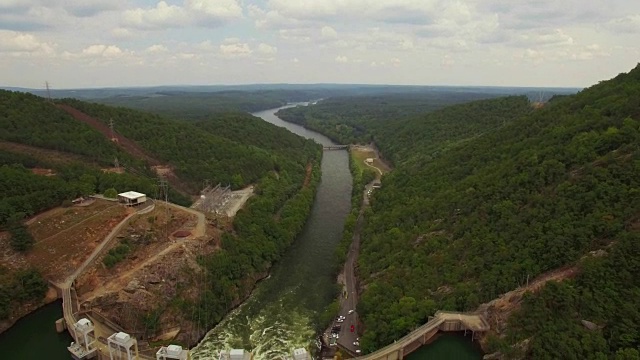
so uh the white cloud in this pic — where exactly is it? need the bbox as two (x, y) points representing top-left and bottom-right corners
(123, 1), (186, 30)
(335, 55), (348, 63)
(321, 26), (338, 39)
(605, 15), (640, 33)
(82, 44), (123, 57)
(257, 43), (278, 55)
(0, 30), (55, 54)
(146, 44), (168, 53)
(122, 0), (242, 30)
(219, 42), (252, 58)
(264, 0), (442, 25)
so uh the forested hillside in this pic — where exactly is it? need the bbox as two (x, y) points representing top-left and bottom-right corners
(275, 92), (511, 145)
(355, 65), (640, 358)
(59, 99), (319, 191)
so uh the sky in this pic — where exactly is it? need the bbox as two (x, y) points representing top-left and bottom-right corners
(0, 0), (639, 88)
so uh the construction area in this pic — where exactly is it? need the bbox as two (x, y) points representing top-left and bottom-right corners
(190, 183), (254, 218)
(71, 199), (220, 355)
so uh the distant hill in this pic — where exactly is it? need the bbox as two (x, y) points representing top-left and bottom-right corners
(275, 87), (577, 146)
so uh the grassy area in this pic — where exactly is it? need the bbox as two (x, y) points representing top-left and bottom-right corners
(350, 147), (385, 179)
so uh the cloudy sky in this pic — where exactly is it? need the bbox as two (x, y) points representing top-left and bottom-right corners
(1, 0), (639, 88)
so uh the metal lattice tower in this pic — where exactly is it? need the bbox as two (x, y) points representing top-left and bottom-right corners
(109, 118), (118, 142)
(45, 81), (52, 102)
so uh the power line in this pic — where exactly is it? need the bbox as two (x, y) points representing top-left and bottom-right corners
(45, 81), (52, 102)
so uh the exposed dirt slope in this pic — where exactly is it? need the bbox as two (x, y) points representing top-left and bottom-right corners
(56, 104), (194, 196)
(56, 104), (161, 165)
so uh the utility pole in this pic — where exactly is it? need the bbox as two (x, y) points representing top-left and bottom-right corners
(109, 118), (117, 142)
(45, 81), (52, 102)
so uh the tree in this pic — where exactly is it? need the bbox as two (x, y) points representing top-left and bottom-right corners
(104, 188), (118, 199)
(9, 225), (34, 252)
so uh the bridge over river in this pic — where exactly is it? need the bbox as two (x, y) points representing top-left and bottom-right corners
(346, 311), (489, 360)
(323, 145), (349, 150)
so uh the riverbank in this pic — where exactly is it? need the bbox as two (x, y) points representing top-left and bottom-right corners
(0, 285), (58, 335)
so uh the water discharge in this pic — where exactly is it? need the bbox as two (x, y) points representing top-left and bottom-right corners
(191, 104), (352, 359)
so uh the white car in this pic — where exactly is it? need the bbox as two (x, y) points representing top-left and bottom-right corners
(356, 350), (361, 354)
(348, 309), (354, 314)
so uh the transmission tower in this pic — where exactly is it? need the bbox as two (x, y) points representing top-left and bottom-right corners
(109, 118), (118, 142)
(45, 81), (52, 102)
(114, 157), (120, 172)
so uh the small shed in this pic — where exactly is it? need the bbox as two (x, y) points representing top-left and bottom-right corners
(365, 158), (374, 164)
(118, 191), (147, 206)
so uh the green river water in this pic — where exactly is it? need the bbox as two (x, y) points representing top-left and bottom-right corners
(0, 104), (483, 359)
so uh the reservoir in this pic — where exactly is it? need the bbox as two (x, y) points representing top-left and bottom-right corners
(0, 300), (73, 359)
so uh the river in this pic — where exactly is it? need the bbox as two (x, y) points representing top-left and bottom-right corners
(191, 104), (352, 359)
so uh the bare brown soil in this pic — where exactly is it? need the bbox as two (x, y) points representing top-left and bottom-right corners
(0, 140), (90, 165)
(75, 204), (220, 345)
(26, 201), (128, 283)
(303, 162), (312, 188)
(30, 168), (56, 176)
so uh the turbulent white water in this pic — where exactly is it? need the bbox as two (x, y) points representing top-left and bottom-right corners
(191, 288), (317, 359)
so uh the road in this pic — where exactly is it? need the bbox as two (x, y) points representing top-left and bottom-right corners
(336, 182), (372, 355)
(335, 150), (388, 355)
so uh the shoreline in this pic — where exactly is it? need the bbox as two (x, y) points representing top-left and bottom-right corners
(0, 285), (60, 336)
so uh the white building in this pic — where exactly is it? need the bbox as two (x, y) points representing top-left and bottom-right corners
(156, 345), (189, 360)
(218, 349), (251, 360)
(365, 158), (374, 164)
(118, 191), (147, 206)
(292, 348), (312, 360)
(68, 318), (98, 359)
(108, 332), (138, 360)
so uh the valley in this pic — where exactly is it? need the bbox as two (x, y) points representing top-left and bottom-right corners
(0, 64), (639, 360)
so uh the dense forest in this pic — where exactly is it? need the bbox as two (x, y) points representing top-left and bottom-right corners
(281, 66), (640, 358)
